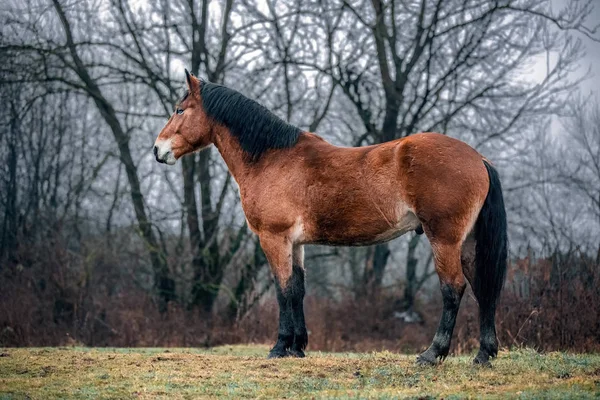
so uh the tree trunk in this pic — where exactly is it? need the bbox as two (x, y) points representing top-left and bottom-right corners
(52, 0), (174, 311)
(1, 105), (19, 263)
(227, 240), (266, 321)
(190, 245), (222, 313)
(188, 150), (226, 312)
(402, 234), (421, 310)
(362, 243), (391, 297)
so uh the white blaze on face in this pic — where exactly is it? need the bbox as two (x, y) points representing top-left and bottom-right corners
(154, 138), (177, 165)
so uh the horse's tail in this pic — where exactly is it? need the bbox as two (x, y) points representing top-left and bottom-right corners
(473, 160), (508, 312)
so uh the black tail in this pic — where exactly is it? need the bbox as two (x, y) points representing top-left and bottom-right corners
(474, 161), (508, 311)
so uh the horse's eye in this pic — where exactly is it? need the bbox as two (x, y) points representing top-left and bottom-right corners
(176, 108), (184, 115)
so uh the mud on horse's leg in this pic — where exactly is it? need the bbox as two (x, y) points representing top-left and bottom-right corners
(417, 242), (466, 366)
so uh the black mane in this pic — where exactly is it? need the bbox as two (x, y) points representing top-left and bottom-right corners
(199, 81), (301, 160)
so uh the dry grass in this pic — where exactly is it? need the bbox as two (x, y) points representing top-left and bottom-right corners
(0, 346), (599, 399)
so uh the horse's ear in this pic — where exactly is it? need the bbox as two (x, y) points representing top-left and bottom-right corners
(185, 68), (200, 98)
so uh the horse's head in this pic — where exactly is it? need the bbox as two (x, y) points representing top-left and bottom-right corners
(153, 69), (213, 165)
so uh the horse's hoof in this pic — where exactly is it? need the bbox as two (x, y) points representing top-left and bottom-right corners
(287, 349), (305, 358)
(267, 349), (288, 359)
(473, 355), (492, 367)
(416, 354), (437, 366)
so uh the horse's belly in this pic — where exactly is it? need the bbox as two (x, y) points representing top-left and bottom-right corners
(306, 209), (421, 246)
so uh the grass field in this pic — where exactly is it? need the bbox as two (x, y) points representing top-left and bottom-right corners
(0, 346), (599, 399)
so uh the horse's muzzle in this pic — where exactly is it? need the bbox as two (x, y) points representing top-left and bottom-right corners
(153, 140), (176, 165)
(153, 146), (166, 164)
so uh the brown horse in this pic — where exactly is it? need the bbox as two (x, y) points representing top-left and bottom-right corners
(153, 70), (508, 366)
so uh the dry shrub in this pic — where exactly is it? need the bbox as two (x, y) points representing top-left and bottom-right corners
(1, 237), (599, 354)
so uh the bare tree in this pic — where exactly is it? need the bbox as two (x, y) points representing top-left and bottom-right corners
(103, 0), (256, 312)
(561, 96), (600, 235)
(1, 0), (176, 310)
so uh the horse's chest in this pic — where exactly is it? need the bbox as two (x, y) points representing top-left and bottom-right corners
(239, 189), (299, 235)
(239, 194), (262, 234)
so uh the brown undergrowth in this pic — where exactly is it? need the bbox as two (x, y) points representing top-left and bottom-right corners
(1, 241), (598, 354)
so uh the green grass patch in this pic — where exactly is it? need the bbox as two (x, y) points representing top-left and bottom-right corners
(0, 346), (598, 399)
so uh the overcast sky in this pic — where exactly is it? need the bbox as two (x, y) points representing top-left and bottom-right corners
(557, 0), (600, 93)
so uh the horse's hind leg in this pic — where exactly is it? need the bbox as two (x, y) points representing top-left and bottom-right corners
(260, 234), (306, 358)
(417, 241), (465, 366)
(461, 234), (498, 366)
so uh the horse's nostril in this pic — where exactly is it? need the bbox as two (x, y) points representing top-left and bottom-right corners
(153, 146), (158, 157)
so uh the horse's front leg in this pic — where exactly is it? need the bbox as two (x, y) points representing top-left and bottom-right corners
(288, 244), (307, 357)
(260, 234), (307, 358)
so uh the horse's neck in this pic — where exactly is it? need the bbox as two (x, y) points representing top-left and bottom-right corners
(212, 125), (255, 184)
(212, 127), (326, 186)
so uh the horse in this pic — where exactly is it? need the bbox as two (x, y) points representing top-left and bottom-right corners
(153, 70), (508, 366)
